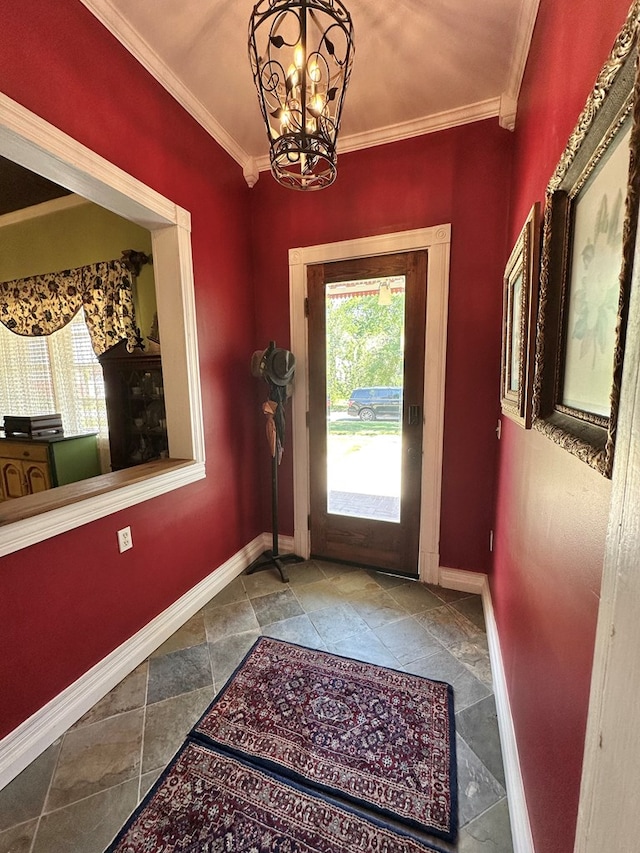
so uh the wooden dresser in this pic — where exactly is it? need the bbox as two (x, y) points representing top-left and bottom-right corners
(0, 434), (100, 500)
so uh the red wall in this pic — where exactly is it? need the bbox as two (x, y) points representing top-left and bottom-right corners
(492, 1), (632, 850)
(0, 1), (263, 737)
(250, 121), (514, 571)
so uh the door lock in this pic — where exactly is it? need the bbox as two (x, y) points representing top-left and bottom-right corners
(408, 404), (422, 426)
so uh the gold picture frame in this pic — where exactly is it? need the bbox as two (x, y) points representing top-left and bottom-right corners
(532, 5), (640, 477)
(500, 203), (541, 428)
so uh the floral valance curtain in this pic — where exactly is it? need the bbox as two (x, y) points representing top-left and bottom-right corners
(0, 259), (139, 356)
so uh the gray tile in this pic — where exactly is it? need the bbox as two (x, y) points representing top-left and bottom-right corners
(365, 570), (410, 589)
(415, 605), (485, 648)
(450, 637), (493, 687)
(458, 797), (513, 853)
(285, 560), (326, 586)
(47, 709), (143, 811)
(262, 614), (326, 649)
(456, 695), (504, 786)
(0, 738), (61, 831)
(140, 767), (163, 799)
(387, 581), (445, 614)
(311, 559), (357, 578)
(242, 568), (290, 598)
(150, 612), (206, 658)
(374, 616), (445, 664)
(209, 630), (261, 689)
(147, 642), (212, 705)
(452, 595), (486, 631)
(456, 735), (505, 827)
(0, 819), (37, 853)
(34, 779), (139, 853)
(142, 687), (213, 774)
(203, 598), (260, 644)
(329, 629), (402, 669)
(327, 568), (383, 596)
(346, 589), (409, 629)
(308, 603), (369, 643)
(250, 587), (304, 627)
(209, 576), (247, 606)
(74, 663), (148, 728)
(405, 649), (491, 713)
(425, 584), (475, 603)
(292, 579), (343, 612)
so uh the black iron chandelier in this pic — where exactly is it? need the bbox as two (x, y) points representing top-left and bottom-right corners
(248, 0), (355, 191)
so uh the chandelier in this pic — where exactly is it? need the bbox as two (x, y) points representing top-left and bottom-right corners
(248, 0), (355, 191)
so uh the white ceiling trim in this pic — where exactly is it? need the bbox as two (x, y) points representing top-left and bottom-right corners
(254, 97), (502, 175)
(79, 0), (250, 169)
(503, 0), (541, 124)
(338, 98), (503, 155)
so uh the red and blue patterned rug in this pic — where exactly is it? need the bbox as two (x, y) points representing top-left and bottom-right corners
(106, 637), (457, 851)
(106, 740), (444, 852)
(192, 637), (457, 843)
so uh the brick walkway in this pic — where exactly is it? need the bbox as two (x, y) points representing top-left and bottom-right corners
(328, 490), (400, 522)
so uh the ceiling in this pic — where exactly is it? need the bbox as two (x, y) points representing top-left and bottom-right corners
(0, 157), (72, 217)
(79, 0), (540, 185)
(1, 0), (540, 209)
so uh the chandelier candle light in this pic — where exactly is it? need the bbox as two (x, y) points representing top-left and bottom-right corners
(248, 0), (355, 190)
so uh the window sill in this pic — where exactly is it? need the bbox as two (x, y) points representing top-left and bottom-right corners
(0, 458), (204, 555)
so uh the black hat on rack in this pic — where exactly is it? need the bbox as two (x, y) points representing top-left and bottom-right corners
(251, 345), (296, 386)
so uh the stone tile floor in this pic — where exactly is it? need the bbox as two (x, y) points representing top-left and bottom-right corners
(0, 559), (513, 853)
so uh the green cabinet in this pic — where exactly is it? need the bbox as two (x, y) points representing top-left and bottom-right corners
(0, 434), (100, 500)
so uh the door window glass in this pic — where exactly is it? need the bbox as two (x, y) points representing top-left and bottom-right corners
(325, 276), (405, 523)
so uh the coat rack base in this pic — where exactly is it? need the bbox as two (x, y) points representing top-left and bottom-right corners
(245, 550), (304, 584)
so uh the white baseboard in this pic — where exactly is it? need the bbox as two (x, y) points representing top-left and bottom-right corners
(439, 567), (535, 853)
(0, 533), (272, 792)
(438, 565), (487, 594)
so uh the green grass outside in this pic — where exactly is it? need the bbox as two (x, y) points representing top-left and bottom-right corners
(328, 419), (400, 436)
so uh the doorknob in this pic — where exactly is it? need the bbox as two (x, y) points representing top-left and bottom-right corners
(407, 446), (421, 464)
(408, 404), (421, 426)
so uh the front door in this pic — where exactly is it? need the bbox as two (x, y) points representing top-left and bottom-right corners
(307, 251), (427, 576)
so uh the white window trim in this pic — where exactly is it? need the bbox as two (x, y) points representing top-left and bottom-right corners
(0, 92), (205, 557)
(289, 226), (451, 583)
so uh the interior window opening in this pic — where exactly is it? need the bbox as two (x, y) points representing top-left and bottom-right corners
(0, 171), (168, 501)
(0, 91), (205, 557)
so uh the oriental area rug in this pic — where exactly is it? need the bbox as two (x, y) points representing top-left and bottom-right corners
(106, 741), (444, 853)
(106, 637), (457, 852)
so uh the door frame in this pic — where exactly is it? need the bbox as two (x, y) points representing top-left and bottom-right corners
(289, 225), (451, 583)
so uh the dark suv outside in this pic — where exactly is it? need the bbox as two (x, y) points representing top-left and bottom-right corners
(347, 387), (402, 421)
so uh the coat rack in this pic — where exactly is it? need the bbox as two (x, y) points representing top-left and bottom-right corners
(246, 341), (303, 583)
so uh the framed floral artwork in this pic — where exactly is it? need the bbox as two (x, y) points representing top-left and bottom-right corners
(532, 6), (640, 477)
(500, 203), (540, 427)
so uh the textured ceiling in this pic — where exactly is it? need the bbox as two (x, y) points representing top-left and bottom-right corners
(0, 158), (72, 216)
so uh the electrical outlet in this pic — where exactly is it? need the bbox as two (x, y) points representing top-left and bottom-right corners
(117, 526), (133, 552)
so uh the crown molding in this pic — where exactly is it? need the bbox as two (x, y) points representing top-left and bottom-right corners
(0, 194), (89, 229)
(499, 94), (518, 132)
(339, 97), (503, 154)
(79, 0), (250, 170)
(505, 0), (541, 110)
(254, 97), (502, 174)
